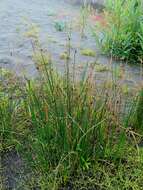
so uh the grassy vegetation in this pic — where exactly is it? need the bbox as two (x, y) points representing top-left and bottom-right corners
(0, 0), (143, 189)
(1, 50), (143, 189)
(94, 0), (143, 63)
(80, 48), (96, 57)
(1, 2), (143, 189)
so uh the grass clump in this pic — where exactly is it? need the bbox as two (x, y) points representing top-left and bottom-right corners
(1, 54), (143, 189)
(94, 64), (109, 72)
(80, 48), (96, 57)
(126, 88), (143, 133)
(94, 0), (143, 63)
(0, 70), (27, 152)
(60, 52), (70, 60)
(21, 53), (143, 188)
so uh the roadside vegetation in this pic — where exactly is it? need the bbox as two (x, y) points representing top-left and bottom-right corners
(94, 0), (143, 63)
(1, 0), (143, 189)
(1, 50), (143, 189)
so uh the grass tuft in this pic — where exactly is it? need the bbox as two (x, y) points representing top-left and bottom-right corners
(93, 0), (143, 63)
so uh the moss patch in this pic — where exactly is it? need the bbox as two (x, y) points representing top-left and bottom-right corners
(60, 52), (70, 60)
(81, 48), (96, 57)
(95, 64), (109, 72)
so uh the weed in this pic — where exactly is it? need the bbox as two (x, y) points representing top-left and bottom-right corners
(94, 64), (109, 72)
(60, 52), (70, 60)
(1, 39), (143, 190)
(93, 0), (143, 63)
(80, 48), (96, 57)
